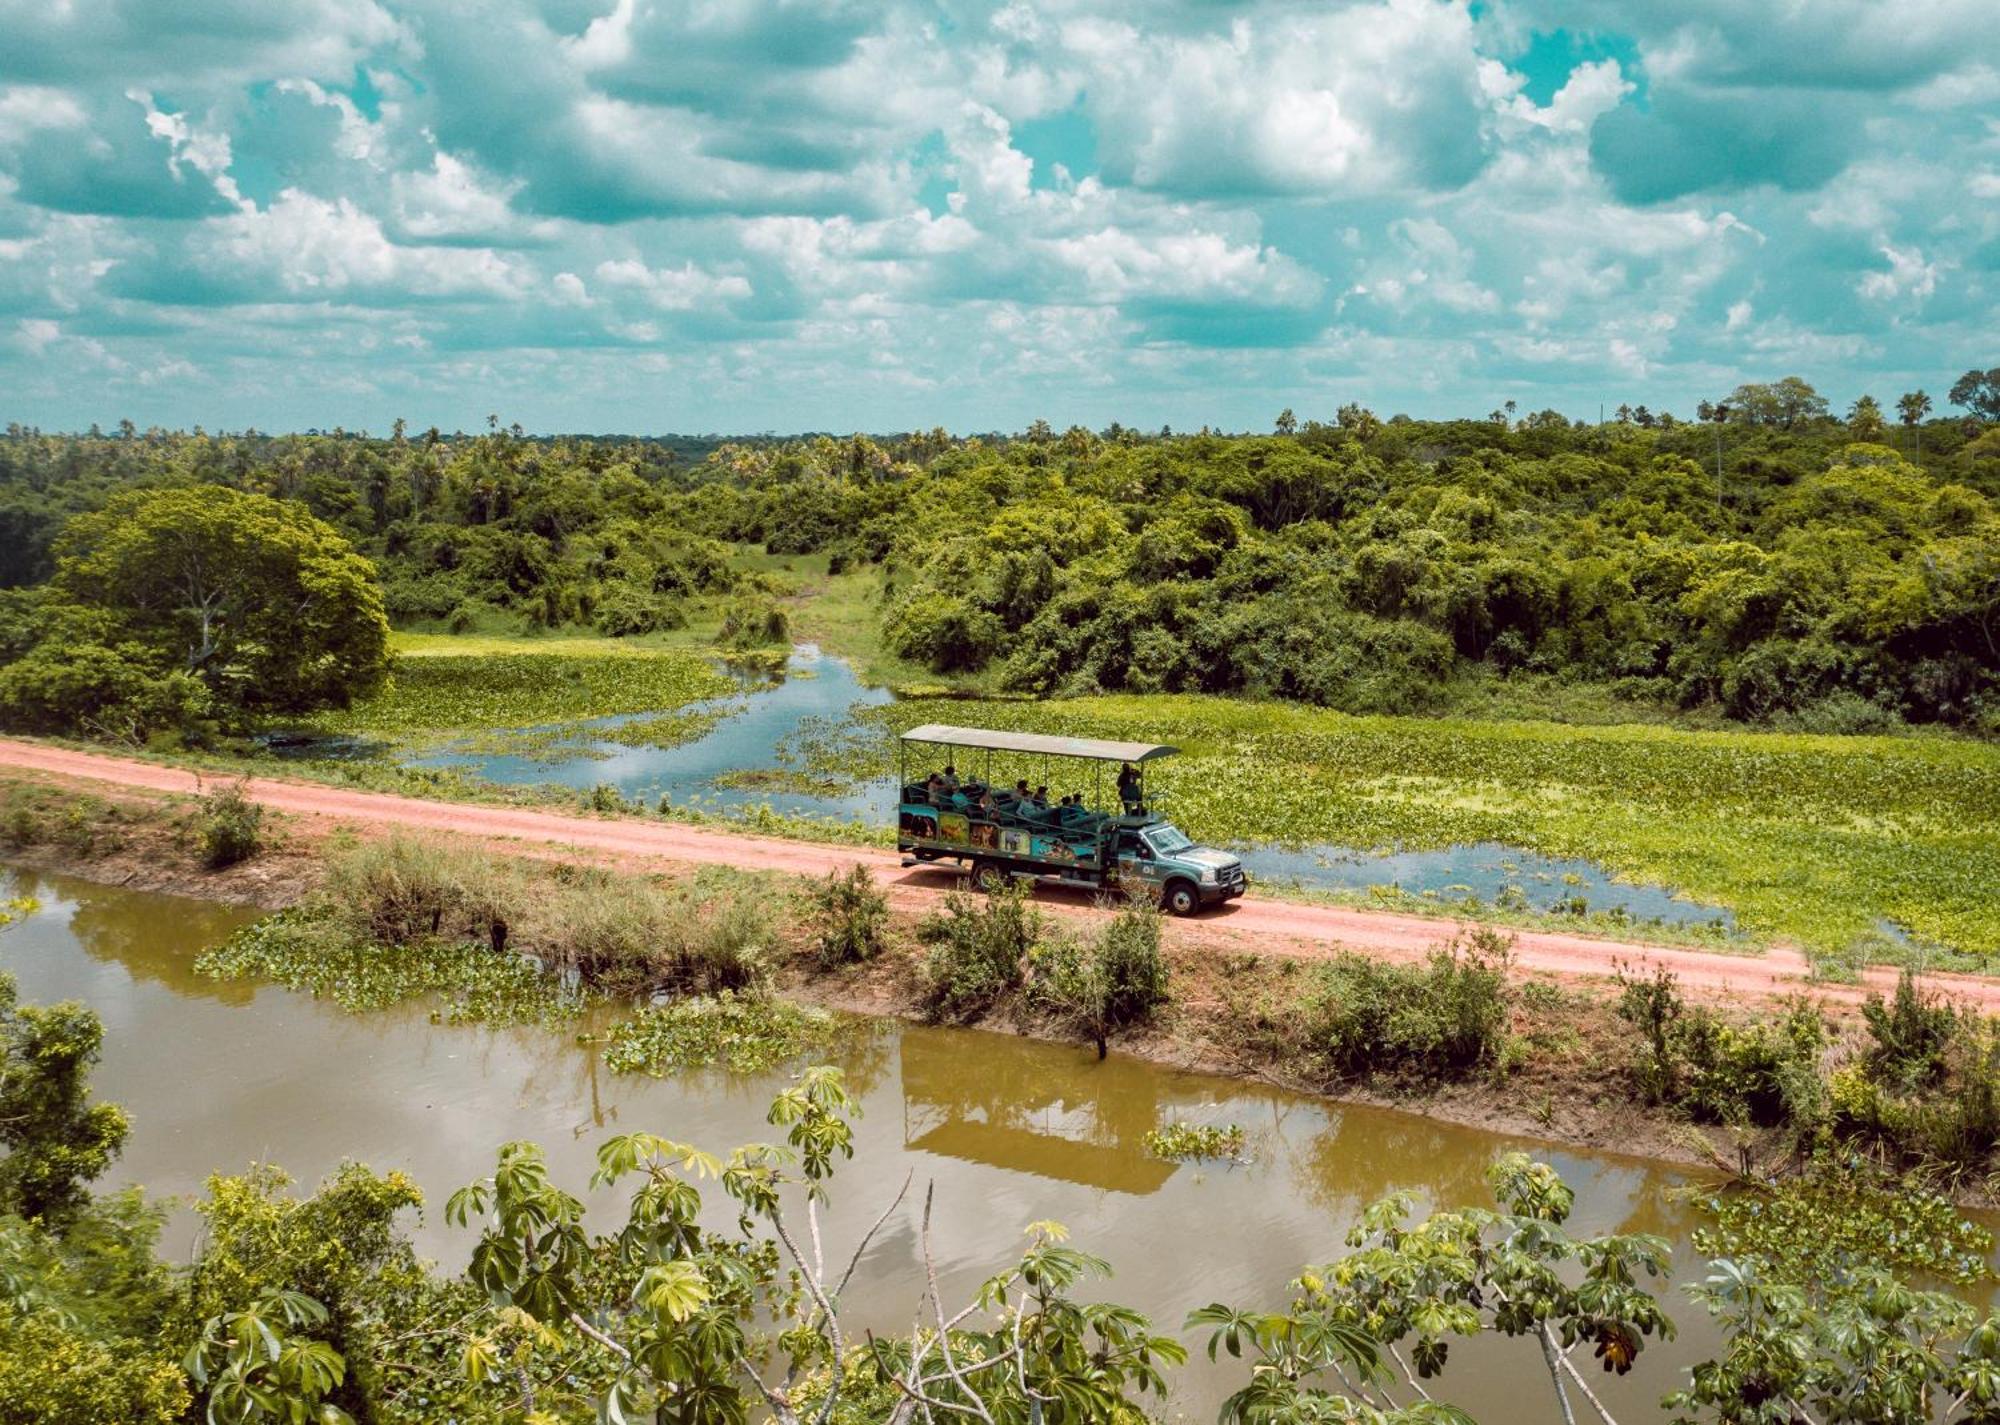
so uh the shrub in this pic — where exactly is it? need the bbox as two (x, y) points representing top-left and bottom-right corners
(1860, 968), (1957, 1091)
(883, 593), (1003, 672)
(525, 871), (769, 998)
(719, 595), (791, 649)
(323, 837), (497, 947)
(194, 783), (263, 869)
(1029, 902), (1169, 1056)
(917, 882), (1036, 1021)
(1298, 928), (1513, 1082)
(593, 582), (685, 637)
(0, 1317), (188, 1425)
(806, 864), (890, 967)
(0, 640), (215, 745)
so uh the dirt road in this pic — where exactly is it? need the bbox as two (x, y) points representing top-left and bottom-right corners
(3, 736), (1991, 1013)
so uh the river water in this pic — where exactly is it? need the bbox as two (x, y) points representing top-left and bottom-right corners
(1, 866), (1730, 1421)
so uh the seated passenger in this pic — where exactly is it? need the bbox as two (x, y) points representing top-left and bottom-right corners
(1032, 785), (1049, 808)
(1014, 779), (1031, 800)
(924, 772), (945, 799)
(976, 788), (996, 814)
(941, 764), (959, 791)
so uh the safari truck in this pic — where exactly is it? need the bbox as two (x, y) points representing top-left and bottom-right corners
(894, 723), (1247, 915)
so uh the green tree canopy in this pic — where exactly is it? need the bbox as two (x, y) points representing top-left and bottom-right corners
(47, 485), (389, 713)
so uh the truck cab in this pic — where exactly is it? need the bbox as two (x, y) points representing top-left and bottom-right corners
(1114, 822), (1247, 915)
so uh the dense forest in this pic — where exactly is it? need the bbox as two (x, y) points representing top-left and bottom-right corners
(2, 373), (1998, 741)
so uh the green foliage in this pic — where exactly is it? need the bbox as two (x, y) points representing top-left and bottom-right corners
(45, 484), (390, 714)
(1144, 1122), (1246, 1162)
(1292, 929), (1513, 1083)
(717, 592), (791, 649)
(1194, 1152), (1675, 1424)
(182, 1162), (426, 1423)
(0, 636), (217, 746)
(916, 880), (1038, 1021)
(0, 972), (129, 1223)
(1861, 966), (1959, 1090)
(1671, 1260), (2000, 1424)
(184, 1290), (354, 1425)
(304, 647), (729, 734)
(1027, 901), (1169, 1056)
(195, 781), (265, 869)
(1691, 1158), (1994, 1288)
(602, 993), (839, 1075)
(0, 1314), (188, 1425)
(1617, 970), (1827, 1130)
(805, 863), (890, 967)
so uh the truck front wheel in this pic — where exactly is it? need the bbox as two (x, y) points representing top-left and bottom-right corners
(1162, 879), (1200, 917)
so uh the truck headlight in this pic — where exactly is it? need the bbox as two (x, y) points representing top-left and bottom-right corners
(1198, 866), (1217, 883)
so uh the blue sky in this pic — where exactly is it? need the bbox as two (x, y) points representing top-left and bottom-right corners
(1, 0), (1995, 434)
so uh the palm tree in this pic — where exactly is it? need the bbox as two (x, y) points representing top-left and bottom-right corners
(1897, 390), (1932, 458)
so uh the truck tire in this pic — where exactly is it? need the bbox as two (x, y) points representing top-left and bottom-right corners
(1162, 879), (1200, 917)
(968, 859), (1008, 893)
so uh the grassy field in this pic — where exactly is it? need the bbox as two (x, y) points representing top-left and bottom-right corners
(809, 695), (2000, 965)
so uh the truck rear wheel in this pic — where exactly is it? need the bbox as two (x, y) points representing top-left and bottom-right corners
(967, 859), (1009, 893)
(1162, 879), (1200, 917)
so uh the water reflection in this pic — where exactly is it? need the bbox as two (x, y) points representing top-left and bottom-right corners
(900, 1028), (1175, 1193)
(4, 865), (1730, 1423)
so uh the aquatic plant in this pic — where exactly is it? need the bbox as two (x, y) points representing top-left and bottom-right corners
(601, 992), (835, 1074)
(1143, 1122), (1246, 1162)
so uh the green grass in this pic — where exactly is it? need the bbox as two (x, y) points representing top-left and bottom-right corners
(796, 695), (2000, 963)
(304, 649), (732, 734)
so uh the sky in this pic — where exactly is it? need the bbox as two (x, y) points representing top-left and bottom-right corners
(1, 0), (1996, 435)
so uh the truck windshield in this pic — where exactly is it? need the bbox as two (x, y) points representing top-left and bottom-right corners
(1148, 826), (1194, 855)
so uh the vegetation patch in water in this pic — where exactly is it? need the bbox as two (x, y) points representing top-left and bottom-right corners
(195, 905), (588, 1024)
(602, 992), (837, 1074)
(1144, 1121), (1246, 1162)
(300, 650), (731, 733)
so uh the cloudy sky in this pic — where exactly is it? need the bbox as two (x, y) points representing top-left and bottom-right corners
(2, 0), (1996, 434)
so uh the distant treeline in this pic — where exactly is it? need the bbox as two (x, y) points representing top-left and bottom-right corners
(3, 377), (1998, 731)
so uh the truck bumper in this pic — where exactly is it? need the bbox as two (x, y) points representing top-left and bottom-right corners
(1197, 876), (1247, 906)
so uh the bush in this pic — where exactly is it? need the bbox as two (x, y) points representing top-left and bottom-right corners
(0, 640), (215, 745)
(806, 864), (890, 967)
(1860, 969), (1957, 1091)
(917, 882), (1037, 1022)
(1297, 928), (1512, 1082)
(194, 783), (263, 869)
(1620, 966), (1827, 1132)
(592, 581), (685, 637)
(883, 593), (1003, 672)
(719, 595), (791, 649)
(1029, 902), (1169, 1056)
(0, 1316), (188, 1425)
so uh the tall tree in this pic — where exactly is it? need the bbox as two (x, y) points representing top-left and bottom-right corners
(1949, 368), (2000, 420)
(46, 486), (390, 712)
(1848, 393), (1886, 438)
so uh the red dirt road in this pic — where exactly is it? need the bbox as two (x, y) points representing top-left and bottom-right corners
(4, 736), (1993, 1014)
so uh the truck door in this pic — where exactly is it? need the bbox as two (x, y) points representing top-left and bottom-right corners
(1116, 832), (1163, 891)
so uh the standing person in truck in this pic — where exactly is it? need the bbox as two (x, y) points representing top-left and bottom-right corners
(1117, 761), (1142, 814)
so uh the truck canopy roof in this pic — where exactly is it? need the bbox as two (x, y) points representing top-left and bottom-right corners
(899, 723), (1178, 763)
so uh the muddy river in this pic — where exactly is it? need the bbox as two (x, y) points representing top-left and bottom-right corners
(2, 866), (1728, 1421)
